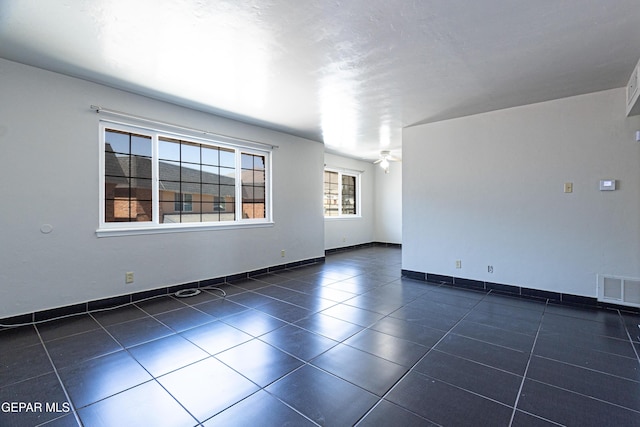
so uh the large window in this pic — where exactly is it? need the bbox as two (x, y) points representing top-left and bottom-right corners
(323, 169), (360, 217)
(100, 123), (271, 234)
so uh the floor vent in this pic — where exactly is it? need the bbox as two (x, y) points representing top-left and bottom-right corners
(598, 275), (640, 308)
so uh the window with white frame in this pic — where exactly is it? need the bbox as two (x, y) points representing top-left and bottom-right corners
(100, 122), (271, 233)
(323, 169), (360, 217)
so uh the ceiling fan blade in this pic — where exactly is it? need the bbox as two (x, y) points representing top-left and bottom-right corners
(373, 159), (382, 164)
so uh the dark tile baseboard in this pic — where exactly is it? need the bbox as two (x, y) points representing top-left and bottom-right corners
(1, 256), (325, 328)
(325, 241), (401, 255)
(402, 269), (640, 314)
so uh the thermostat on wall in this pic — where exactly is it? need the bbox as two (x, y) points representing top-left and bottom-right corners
(599, 179), (616, 191)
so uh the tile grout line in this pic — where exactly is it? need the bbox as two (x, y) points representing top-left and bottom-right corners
(618, 309), (640, 366)
(523, 376), (640, 415)
(33, 325), (84, 427)
(216, 267), (414, 425)
(532, 353), (640, 383)
(86, 311), (205, 425)
(513, 409), (565, 426)
(354, 284), (497, 426)
(102, 298), (317, 427)
(507, 299), (548, 427)
(162, 280), (349, 425)
(112, 291), (323, 423)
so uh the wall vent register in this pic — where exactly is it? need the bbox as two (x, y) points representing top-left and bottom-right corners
(598, 275), (640, 308)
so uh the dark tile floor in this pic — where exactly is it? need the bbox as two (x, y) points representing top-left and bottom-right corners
(1, 246), (639, 426)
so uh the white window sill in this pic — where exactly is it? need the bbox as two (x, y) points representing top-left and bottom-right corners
(96, 221), (274, 237)
(324, 216), (362, 221)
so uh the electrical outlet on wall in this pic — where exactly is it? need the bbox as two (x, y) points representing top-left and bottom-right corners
(455, 260), (462, 269)
(564, 182), (573, 193)
(125, 271), (134, 284)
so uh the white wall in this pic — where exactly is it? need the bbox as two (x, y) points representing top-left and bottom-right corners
(403, 88), (640, 297)
(374, 160), (402, 244)
(324, 153), (375, 250)
(0, 59), (325, 318)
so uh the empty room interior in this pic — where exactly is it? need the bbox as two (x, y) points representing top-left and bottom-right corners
(2, 1), (640, 426)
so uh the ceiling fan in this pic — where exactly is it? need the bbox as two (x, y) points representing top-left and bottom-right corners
(373, 150), (399, 173)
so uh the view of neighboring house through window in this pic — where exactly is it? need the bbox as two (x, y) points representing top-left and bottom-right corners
(101, 124), (270, 231)
(104, 130), (153, 222)
(241, 153), (266, 219)
(341, 174), (356, 215)
(323, 170), (339, 216)
(158, 136), (235, 223)
(323, 169), (359, 217)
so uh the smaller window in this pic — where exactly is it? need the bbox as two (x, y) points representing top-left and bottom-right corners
(323, 169), (360, 217)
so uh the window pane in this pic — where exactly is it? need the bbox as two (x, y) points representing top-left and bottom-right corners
(201, 201), (220, 222)
(183, 194), (193, 212)
(201, 183), (218, 197)
(252, 204), (265, 219)
(201, 165), (220, 184)
(181, 181), (201, 194)
(130, 156), (152, 179)
(324, 205), (338, 216)
(342, 174), (356, 188)
(180, 163), (201, 183)
(159, 138), (180, 161)
(242, 185), (254, 200)
(240, 153), (252, 169)
(159, 189), (174, 202)
(220, 184), (235, 199)
(201, 146), (218, 165)
(105, 152), (127, 178)
(253, 155), (265, 170)
(159, 160), (181, 181)
(342, 174), (356, 215)
(131, 134), (151, 157)
(131, 178), (152, 198)
(251, 170), (265, 185)
(242, 170), (255, 185)
(323, 171), (339, 216)
(181, 142), (200, 164)
(219, 167), (235, 183)
(240, 152), (267, 220)
(253, 186), (265, 202)
(105, 130), (130, 154)
(214, 196), (227, 213)
(104, 130), (152, 223)
(220, 148), (235, 168)
(324, 171), (338, 184)
(324, 171), (336, 183)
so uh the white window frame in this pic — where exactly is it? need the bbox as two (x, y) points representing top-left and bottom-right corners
(323, 167), (362, 218)
(98, 121), (273, 237)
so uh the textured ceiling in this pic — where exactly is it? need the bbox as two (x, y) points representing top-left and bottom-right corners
(1, 0), (639, 161)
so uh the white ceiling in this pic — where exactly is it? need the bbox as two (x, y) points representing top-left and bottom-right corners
(1, 0), (639, 161)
